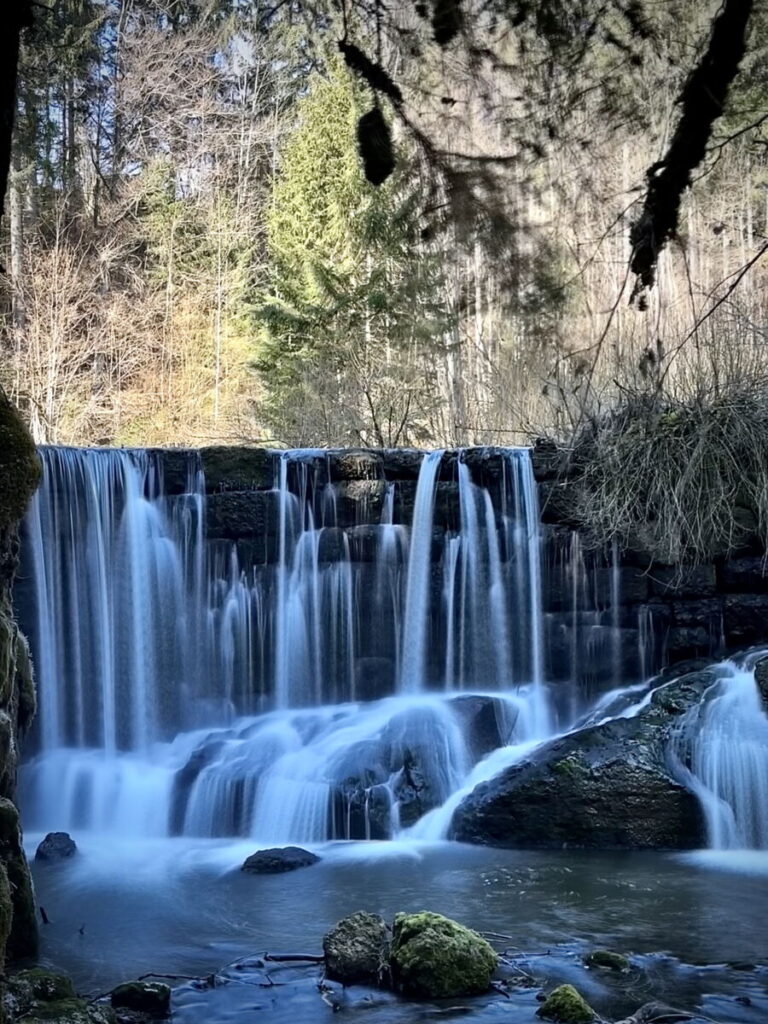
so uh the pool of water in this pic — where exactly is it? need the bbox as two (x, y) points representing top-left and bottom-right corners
(25, 833), (768, 1023)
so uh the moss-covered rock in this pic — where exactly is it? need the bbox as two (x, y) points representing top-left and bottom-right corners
(583, 949), (629, 971)
(0, 798), (39, 960)
(18, 997), (116, 1024)
(8, 969), (76, 1009)
(323, 912), (390, 985)
(15, 632), (37, 734)
(537, 984), (596, 1023)
(389, 911), (496, 999)
(110, 981), (170, 1018)
(0, 398), (41, 531)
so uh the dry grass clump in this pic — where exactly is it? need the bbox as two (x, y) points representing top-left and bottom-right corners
(569, 380), (768, 564)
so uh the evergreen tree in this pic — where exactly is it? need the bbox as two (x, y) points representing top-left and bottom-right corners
(255, 63), (452, 446)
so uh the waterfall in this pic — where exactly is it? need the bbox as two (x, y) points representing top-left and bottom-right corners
(670, 664), (768, 850)
(20, 443), (765, 851)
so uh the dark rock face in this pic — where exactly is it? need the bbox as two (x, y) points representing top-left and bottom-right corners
(111, 981), (171, 1018)
(323, 912), (390, 985)
(241, 846), (320, 873)
(754, 658), (768, 711)
(200, 446), (275, 492)
(206, 490), (281, 540)
(451, 669), (712, 850)
(35, 831), (77, 862)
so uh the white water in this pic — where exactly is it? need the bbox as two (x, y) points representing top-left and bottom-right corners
(16, 445), (768, 854)
(670, 663), (768, 850)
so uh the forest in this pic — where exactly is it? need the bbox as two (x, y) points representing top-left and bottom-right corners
(3, 0), (766, 449)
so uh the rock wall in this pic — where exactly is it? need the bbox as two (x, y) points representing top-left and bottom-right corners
(0, 399), (40, 967)
(151, 444), (768, 688)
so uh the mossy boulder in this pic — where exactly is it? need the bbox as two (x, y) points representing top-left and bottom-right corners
(7, 970), (76, 1014)
(323, 912), (390, 985)
(18, 998), (116, 1024)
(0, 798), (38, 960)
(583, 949), (629, 971)
(389, 911), (496, 998)
(538, 984), (596, 1023)
(110, 981), (170, 1018)
(0, 398), (41, 530)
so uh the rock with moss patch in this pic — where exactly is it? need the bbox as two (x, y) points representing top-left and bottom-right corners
(323, 912), (390, 985)
(0, 398), (41, 530)
(0, 797), (38, 959)
(110, 981), (170, 1018)
(8, 970), (76, 1009)
(538, 984), (595, 1023)
(389, 911), (496, 998)
(583, 949), (629, 971)
(19, 997), (116, 1024)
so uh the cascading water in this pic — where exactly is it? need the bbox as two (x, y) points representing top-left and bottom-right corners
(670, 662), (768, 850)
(16, 444), (768, 855)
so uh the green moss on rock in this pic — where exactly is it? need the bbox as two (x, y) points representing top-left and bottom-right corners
(323, 911), (390, 985)
(8, 970), (76, 1006)
(110, 981), (170, 1018)
(389, 911), (496, 999)
(15, 633), (36, 734)
(19, 997), (116, 1024)
(537, 984), (595, 1023)
(0, 798), (39, 961)
(583, 949), (629, 971)
(0, 399), (40, 531)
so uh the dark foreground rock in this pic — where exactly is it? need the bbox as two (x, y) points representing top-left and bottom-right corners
(323, 912), (390, 985)
(241, 846), (320, 873)
(451, 668), (715, 849)
(35, 832), (77, 862)
(389, 911), (497, 998)
(111, 981), (171, 1018)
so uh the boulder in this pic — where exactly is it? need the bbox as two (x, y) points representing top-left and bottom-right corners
(389, 911), (496, 998)
(451, 668), (714, 850)
(241, 846), (320, 873)
(35, 832), (77, 863)
(583, 949), (629, 971)
(328, 451), (384, 482)
(537, 984), (595, 1023)
(110, 981), (171, 1018)
(323, 912), (390, 985)
(449, 696), (514, 758)
(7, 970), (76, 1011)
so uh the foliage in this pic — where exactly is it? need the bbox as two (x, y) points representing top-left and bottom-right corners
(570, 377), (768, 564)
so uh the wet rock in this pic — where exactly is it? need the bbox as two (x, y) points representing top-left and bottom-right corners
(0, 797), (38, 959)
(649, 565), (717, 599)
(110, 981), (171, 1018)
(206, 490), (280, 540)
(18, 997), (117, 1024)
(753, 658), (768, 711)
(531, 437), (567, 481)
(35, 832), (77, 863)
(168, 738), (227, 835)
(323, 911), (390, 985)
(617, 1002), (696, 1023)
(451, 668), (713, 850)
(200, 447), (274, 492)
(665, 627), (713, 660)
(380, 450), (424, 480)
(724, 594), (768, 646)
(389, 911), (496, 998)
(583, 949), (629, 971)
(449, 696), (513, 758)
(329, 451), (384, 482)
(147, 449), (196, 495)
(537, 984), (595, 1023)
(538, 481), (578, 526)
(392, 481), (461, 531)
(593, 567), (649, 605)
(720, 557), (768, 593)
(7, 969), (76, 1012)
(241, 846), (320, 873)
(354, 657), (395, 702)
(336, 481), (388, 527)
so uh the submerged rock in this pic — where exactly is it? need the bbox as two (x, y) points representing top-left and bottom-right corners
(323, 912), (390, 985)
(389, 911), (496, 998)
(35, 832), (77, 862)
(110, 981), (170, 1018)
(583, 949), (629, 971)
(241, 846), (320, 873)
(537, 984), (595, 1023)
(451, 668), (714, 850)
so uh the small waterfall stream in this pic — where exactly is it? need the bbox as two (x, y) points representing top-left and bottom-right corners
(15, 445), (768, 853)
